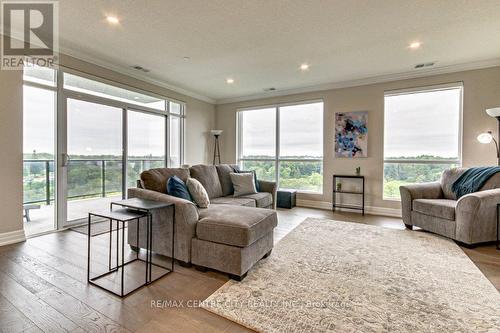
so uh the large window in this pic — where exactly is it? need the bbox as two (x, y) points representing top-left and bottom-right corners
(383, 84), (462, 199)
(238, 101), (323, 192)
(169, 101), (184, 167)
(128, 110), (166, 188)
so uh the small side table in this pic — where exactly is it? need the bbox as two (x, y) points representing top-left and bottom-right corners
(277, 189), (297, 209)
(87, 198), (174, 297)
(111, 198), (175, 282)
(332, 175), (365, 215)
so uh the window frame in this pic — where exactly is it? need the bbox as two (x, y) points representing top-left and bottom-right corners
(59, 68), (186, 168)
(382, 82), (464, 201)
(236, 99), (324, 193)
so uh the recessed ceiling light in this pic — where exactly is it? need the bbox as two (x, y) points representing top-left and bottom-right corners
(133, 96), (139, 100)
(226, 78), (234, 84)
(183, 56), (191, 61)
(300, 63), (310, 71)
(409, 41), (422, 49)
(106, 15), (120, 24)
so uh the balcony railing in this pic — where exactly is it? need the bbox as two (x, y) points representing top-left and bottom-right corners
(23, 158), (164, 205)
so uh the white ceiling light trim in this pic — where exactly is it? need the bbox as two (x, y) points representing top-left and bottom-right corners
(58, 46), (216, 104)
(216, 58), (500, 105)
(105, 15), (120, 25)
(408, 41), (422, 49)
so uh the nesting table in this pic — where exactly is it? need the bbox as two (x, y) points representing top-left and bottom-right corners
(87, 198), (174, 297)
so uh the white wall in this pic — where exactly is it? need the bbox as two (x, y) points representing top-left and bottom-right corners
(216, 66), (500, 212)
(0, 69), (24, 244)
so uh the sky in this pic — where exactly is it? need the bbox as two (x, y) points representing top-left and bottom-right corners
(384, 88), (461, 159)
(241, 102), (324, 158)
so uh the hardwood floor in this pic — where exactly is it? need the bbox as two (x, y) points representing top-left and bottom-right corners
(0, 207), (498, 332)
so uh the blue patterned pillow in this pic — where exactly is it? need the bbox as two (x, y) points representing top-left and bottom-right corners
(167, 176), (192, 201)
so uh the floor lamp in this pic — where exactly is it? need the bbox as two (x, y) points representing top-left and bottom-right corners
(477, 107), (500, 166)
(211, 130), (223, 165)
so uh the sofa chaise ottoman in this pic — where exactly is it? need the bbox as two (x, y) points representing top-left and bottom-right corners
(127, 164), (278, 280)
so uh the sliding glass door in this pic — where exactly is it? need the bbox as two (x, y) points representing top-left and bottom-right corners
(127, 110), (166, 188)
(23, 67), (184, 233)
(23, 82), (57, 236)
(65, 98), (124, 224)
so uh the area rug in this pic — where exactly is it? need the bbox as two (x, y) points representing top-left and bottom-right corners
(201, 218), (500, 333)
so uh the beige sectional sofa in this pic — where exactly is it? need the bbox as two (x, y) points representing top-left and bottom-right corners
(127, 164), (277, 280)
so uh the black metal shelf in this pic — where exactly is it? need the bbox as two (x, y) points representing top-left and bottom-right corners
(332, 203), (364, 210)
(332, 174), (365, 215)
(333, 190), (363, 195)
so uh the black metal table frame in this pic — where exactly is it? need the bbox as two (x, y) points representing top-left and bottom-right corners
(87, 202), (174, 297)
(332, 175), (365, 216)
(111, 201), (175, 282)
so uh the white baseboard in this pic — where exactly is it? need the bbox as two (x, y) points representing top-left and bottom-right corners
(296, 199), (402, 218)
(0, 229), (26, 246)
(296, 199), (332, 210)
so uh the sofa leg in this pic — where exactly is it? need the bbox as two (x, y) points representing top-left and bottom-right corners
(177, 260), (192, 268)
(262, 249), (272, 259)
(130, 245), (139, 252)
(195, 265), (208, 272)
(404, 224), (413, 230)
(229, 272), (247, 281)
(457, 241), (476, 249)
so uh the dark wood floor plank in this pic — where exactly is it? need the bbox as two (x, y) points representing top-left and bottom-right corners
(0, 294), (37, 333)
(0, 270), (79, 333)
(0, 255), (54, 295)
(27, 231), (151, 284)
(21, 326), (44, 333)
(4, 240), (186, 315)
(36, 287), (130, 333)
(1, 251), (149, 332)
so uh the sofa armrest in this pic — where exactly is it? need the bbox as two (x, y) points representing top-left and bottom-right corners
(128, 187), (193, 206)
(127, 188), (199, 262)
(258, 180), (277, 209)
(399, 182), (443, 226)
(456, 188), (500, 244)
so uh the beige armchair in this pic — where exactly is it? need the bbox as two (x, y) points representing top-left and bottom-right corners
(400, 168), (500, 247)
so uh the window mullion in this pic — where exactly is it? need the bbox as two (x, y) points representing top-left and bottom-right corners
(275, 106), (280, 186)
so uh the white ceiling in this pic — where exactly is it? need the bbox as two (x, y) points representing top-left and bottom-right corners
(58, 0), (500, 103)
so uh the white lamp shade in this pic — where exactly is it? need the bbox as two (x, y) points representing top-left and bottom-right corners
(477, 132), (493, 144)
(486, 107), (500, 118)
(211, 129), (223, 136)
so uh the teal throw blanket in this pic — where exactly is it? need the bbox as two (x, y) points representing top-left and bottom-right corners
(451, 166), (500, 198)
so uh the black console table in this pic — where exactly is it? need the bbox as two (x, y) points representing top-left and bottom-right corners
(332, 175), (365, 215)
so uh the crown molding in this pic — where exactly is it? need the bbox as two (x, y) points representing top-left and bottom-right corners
(216, 58), (500, 105)
(58, 46), (216, 104)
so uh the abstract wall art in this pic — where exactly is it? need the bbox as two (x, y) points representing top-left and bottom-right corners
(335, 111), (368, 158)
